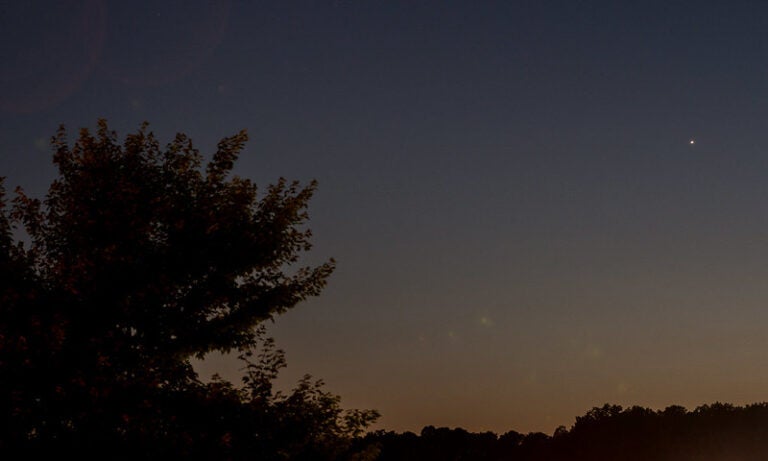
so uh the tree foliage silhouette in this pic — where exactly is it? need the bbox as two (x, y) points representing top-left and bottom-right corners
(0, 120), (378, 458)
(368, 403), (768, 461)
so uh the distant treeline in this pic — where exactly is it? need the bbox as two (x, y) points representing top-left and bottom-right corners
(360, 403), (768, 461)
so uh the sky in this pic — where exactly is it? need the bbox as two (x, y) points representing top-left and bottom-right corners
(3, 0), (768, 435)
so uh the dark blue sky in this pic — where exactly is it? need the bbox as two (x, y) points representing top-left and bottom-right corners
(4, 0), (768, 433)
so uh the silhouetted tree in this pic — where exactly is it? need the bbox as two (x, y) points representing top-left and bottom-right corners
(368, 403), (768, 461)
(0, 120), (378, 458)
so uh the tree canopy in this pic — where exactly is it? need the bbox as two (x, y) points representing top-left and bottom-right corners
(0, 120), (378, 458)
(368, 403), (768, 461)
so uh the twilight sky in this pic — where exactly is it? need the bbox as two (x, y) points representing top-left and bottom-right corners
(4, 0), (768, 434)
